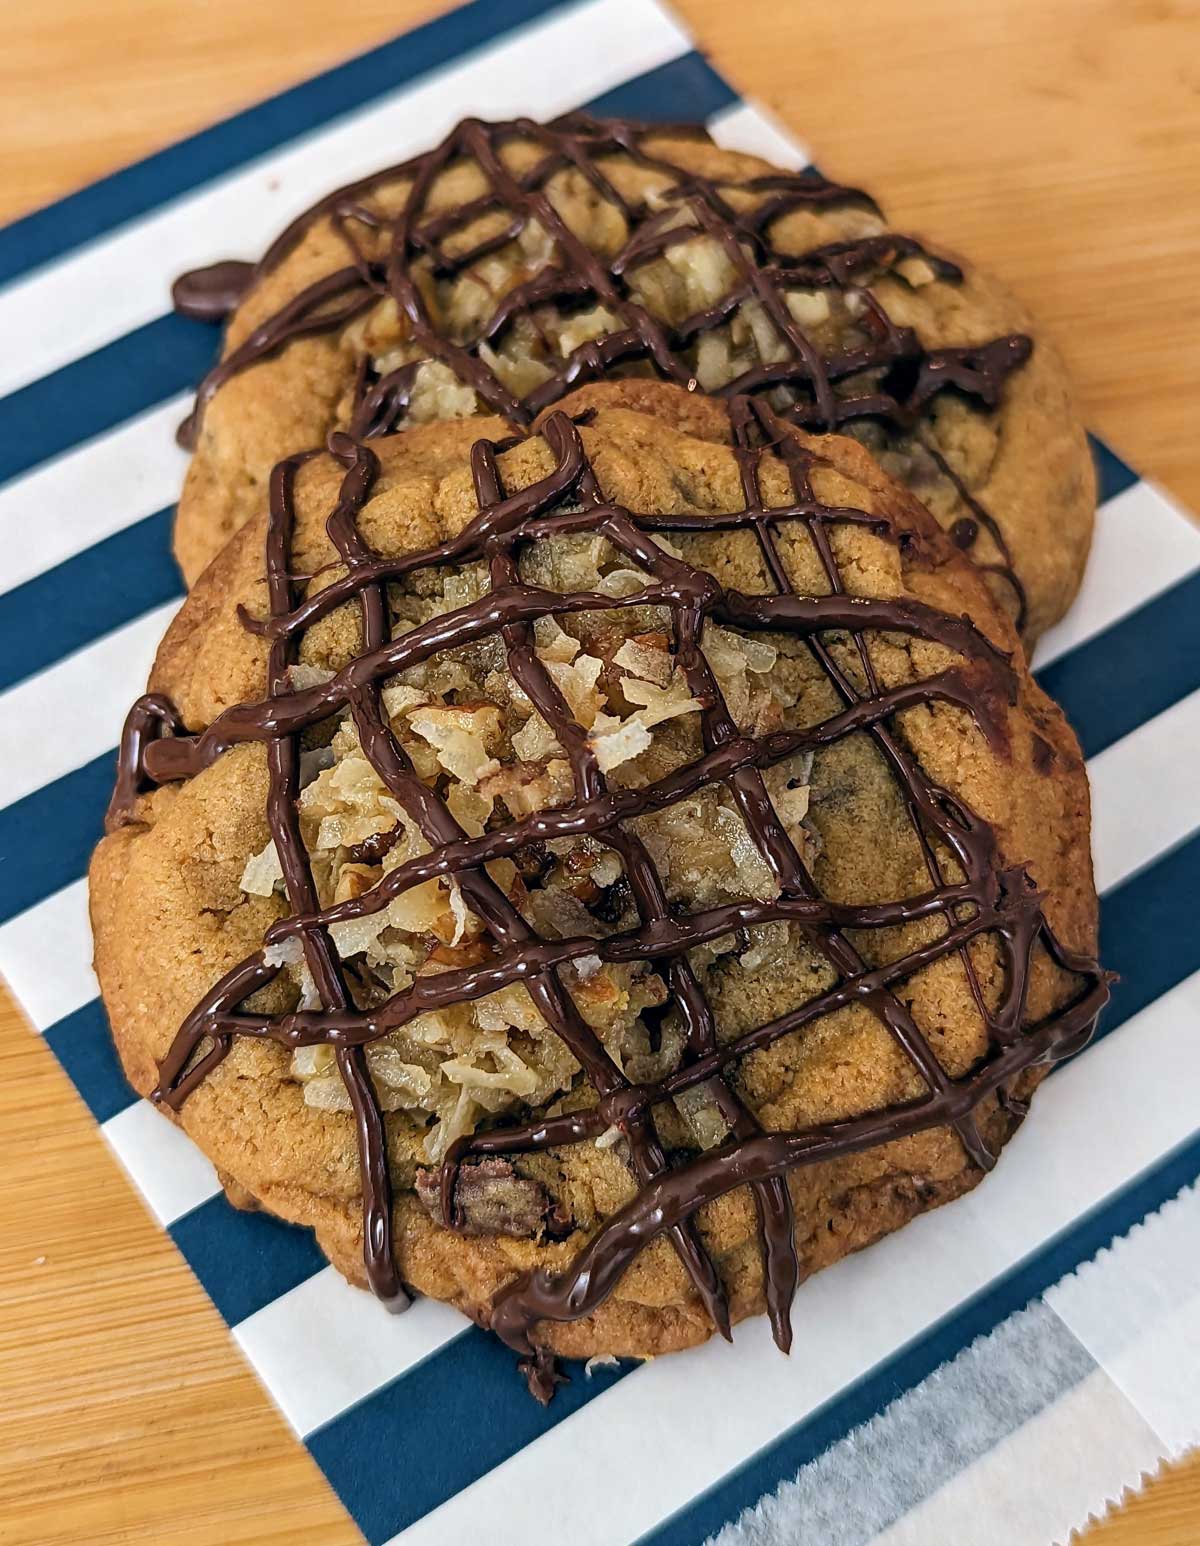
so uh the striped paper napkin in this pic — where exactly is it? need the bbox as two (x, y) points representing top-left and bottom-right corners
(1, 2), (1197, 1541)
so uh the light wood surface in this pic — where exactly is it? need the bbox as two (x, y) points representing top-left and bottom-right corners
(0, 2), (1197, 1542)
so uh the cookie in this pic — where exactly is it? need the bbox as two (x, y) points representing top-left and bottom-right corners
(92, 383), (1107, 1388)
(171, 115), (1095, 643)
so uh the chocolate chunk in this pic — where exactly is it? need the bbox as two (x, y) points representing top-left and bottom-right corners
(416, 1157), (573, 1240)
(519, 1345), (568, 1405)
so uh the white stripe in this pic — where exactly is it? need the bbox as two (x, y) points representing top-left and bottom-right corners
(1047, 1180), (1200, 1459)
(871, 1367), (1165, 1546)
(0, 396), (189, 597)
(1035, 481), (1200, 669)
(102, 1098), (221, 1225)
(1089, 688), (1200, 893)
(0, 879), (95, 1029)
(388, 970), (1200, 1546)
(0, 0), (690, 397)
(234, 1266), (467, 1437)
(707, 101), (811, 169)
(0, 599), (179, 810)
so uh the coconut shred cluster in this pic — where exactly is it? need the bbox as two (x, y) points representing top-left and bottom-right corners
(238, 533), (818, 1164)
(333, 147), (945, 428)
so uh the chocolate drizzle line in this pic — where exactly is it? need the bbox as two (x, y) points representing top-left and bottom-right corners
(109, 402), (1107, 1386)
(173, 114), (1029, 625)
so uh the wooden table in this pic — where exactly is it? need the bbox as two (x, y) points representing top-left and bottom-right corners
(1, 2), (1197, 1541)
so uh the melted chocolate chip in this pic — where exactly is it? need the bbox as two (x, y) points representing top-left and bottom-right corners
(172, 259), (256, 322)
(345, 821), (403, 866)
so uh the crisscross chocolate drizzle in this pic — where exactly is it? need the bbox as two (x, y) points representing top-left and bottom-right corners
(109, 399), (1106, 1395)
(174, 114), (1032, 626)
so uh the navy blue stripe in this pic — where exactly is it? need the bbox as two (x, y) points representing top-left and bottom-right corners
(1089, 433), (1139, 506)
(585, 50), (736, 121)
(0, 507), (179, 693)
(1096, 825), (1200, 1037)
(639, 1125), (1200, 1546)
(1036, 567), (1200, 761)
(0, 315), (213, 490)
(170, 1193), (327, 1325)
(0, 751), (114, 925)
(44, 999), (137, 1124)
(0, 0), (579, 288)
(309, 1326), (631, 1544)
(0, 56), (720, 490)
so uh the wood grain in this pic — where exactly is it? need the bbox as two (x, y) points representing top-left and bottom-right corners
(0, 1), (1196, 1541)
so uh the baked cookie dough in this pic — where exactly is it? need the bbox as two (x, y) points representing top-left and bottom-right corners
(172, 115), (1094, 643)
(93, 383), (1106, 1388)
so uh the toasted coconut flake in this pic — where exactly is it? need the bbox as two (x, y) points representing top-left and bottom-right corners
(369, 1047), (436, 1103)
(446, 878), (472, 947)
(286, 662), (335, 692)
(389, 876), (453, 936)
(263, 936), (304, 971)
(588, 715), (652, 772)
(474, 983), (545, 1035)
(619, 674), (701, 728)
(517, 217), (556, 266)
(596, 567), (649, 598)
(785, 289), (831, 327)
(613, 635), (673, 687)
(739, 921), (792, 972)
(675, 1079), (733, 1149)
(300, 1075), (352, 1111)
(445, 780), (494, 837)
(650, 531), (684, 560)
(556, 304), (621, 357)
(703, 622), (776, 676)
(512, 712), (562, 763)
(407, 359), (478, 421)
(478, 337), (556, 398)
(663, 233), (737, 310)
(715, 804), (779, 900)
(408, 703), (502, 786)
(532, 617), (582, 664)
(544, 653), (604, 728)
(695, 331), (736, 392)
(424, 1087), (481, 1164)
(328, 910), (391, 963)
(240, 839), (283, 897)
(291, 1044), (334, 1080)
(442, 1040), (540, 1097)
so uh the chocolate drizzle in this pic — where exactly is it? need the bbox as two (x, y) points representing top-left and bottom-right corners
(173, 114), (1029, 623)
(172, 260), (256, 322)
(110, 401), (1107, 1386)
